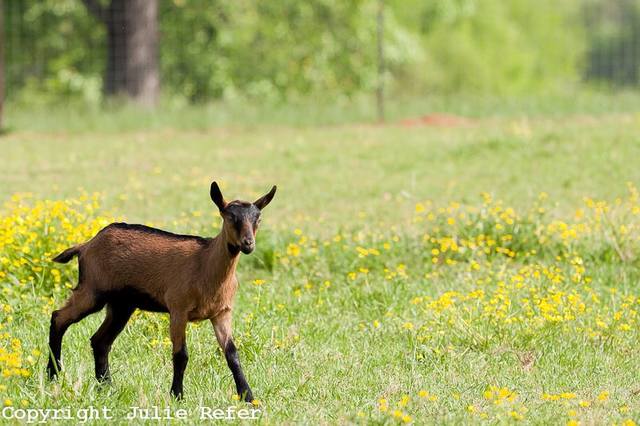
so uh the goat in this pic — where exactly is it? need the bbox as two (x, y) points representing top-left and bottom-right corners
(47, 182), (276, 400)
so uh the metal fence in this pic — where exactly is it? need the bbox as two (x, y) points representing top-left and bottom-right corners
(583, 0), (640, 85)
(3, 0), (640, 103)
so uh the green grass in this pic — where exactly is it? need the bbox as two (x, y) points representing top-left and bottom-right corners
(3, 97), (640, 225)
(6, 90), (640, 131)
(1, 97), (640, 424)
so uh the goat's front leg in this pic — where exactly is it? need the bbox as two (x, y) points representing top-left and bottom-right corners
(212, 314), (254, 402)
(169, 312), (189, 399)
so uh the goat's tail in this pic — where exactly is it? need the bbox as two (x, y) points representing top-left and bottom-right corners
(52, 245), (83, 264)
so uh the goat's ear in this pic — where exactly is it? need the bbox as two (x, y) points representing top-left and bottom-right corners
(210, 181), (227, 211)
(254, 185), (277, 210)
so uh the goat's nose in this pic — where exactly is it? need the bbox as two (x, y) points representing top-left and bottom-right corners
(239, 237), (255, 254)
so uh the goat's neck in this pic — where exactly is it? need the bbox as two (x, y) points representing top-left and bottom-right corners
(207, 228), (240, 285)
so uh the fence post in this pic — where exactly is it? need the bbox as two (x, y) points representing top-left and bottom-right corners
(376, 0), (385, 123)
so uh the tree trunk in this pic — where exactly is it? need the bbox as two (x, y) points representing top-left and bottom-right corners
(84, 0), (159, 106)
(105, 0), (127, 96)
(0, 0), (4, 129)
(124, 0), (159, 106)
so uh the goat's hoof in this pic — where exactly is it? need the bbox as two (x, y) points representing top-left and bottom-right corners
(171, 389), (184, 400)
(96, 374), (112, 385)
(46, 365), (58, 380)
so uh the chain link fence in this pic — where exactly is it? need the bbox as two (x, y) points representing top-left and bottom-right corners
(3, 0), (640, 103)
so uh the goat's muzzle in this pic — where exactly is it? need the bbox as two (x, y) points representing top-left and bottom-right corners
(240, 238), (255, 254)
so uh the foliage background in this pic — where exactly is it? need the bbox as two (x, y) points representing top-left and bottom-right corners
(5, 0), (640, 105)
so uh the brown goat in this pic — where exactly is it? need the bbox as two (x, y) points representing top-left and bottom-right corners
(47, 182), (276, 400)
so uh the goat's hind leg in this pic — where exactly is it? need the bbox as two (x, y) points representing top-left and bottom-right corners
(47, 287), (104, 379)
(90, 303), (135, 382)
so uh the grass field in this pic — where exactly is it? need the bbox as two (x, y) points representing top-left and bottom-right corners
(1, 98), (640, 424)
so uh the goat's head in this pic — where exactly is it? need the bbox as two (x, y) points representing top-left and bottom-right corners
(210, 182), (277, 254)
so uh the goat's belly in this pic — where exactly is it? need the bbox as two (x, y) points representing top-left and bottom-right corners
(101, 287), (169, 313)
(188, 303), (231, 322)
(188, 309), (211, 322)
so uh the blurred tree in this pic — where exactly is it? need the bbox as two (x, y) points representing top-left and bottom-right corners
(388, 0), (584, 94)
(160, 0), (383, 102)
(3, 0), (105, 104)
(1, 0), (605, 103)
(82, 0), (159, 106)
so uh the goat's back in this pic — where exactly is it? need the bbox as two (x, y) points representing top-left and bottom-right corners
(78, 223), (210, 298)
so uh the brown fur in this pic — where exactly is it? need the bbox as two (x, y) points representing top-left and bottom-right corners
(70, 224), (239, 320)
(46, 182), (276, 401)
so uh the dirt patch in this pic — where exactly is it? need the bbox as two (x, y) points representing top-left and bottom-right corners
(400, 113), (471, 128)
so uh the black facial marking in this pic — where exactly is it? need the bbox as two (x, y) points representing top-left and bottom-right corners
(233, 218), (242, 233)
(223, 202), (261, 232)
(227, 243), (240, 256)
